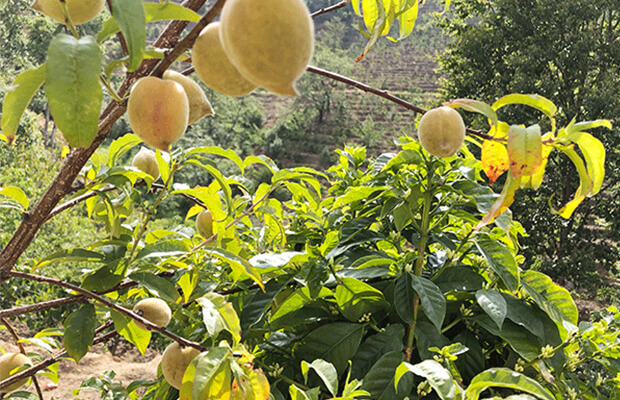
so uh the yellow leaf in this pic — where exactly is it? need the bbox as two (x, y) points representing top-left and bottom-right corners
(475, 174), (521, 230)
(507, 124), (542, 180)
(481, 140), (509, 184)
(521, 132), (554, 190)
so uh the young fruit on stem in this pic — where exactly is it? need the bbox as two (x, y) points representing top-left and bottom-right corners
(192, 22), (256, 97)
(0, 353), (31, 393)
(131, 147), (160, 180)
(161, 342), (201, 389)
(417, 106), (466, 158)
(127, 76), (189, 152)
(219, 0), (315, 96)
(196, 210), (214, 239)
(162, 70), (214, 125)
(132, 298), (172, 331)
(31, 0), (105, 25)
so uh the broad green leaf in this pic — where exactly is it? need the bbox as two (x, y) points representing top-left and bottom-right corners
(476, 289), (507, 329)
(395, 360), (458, 400)
(203, 247), (264, 290)
(492, 94), (557, 120)
(475, 316), (541, 361)
(565, 131), (605, 194)
(110, 0), (146, 71)
(179, 347), (230, 400)
(295, 322), (364, 373)
(507, 125), (542, 180)
(466, 368), (555, 400)
(521, 270), (578, 326)
(45, 34), (102, 148)
(135, 239), (190, 260)
(196, 293), (241, 344)
(186, 146), (244, 173)
(81, 262), (127, 292)
(240, 279), (288, 334)
(98, 2), (200, 43)
(36, 248), (104, 268)
(433, 266), (486, 293)
(360, 351), (413, 400)
(335, 277), (388, 322)
(301, 359), (338, 397)
(475, 239), (519, 291)
(110, 310), (151, 356)
(445, 98), (498, 128)
(380, 149), (422, 171)
(0, 64), (45, 142)
(0, 186), (29, 209)
(129, 272), (179, 303)
(411, 275), (446, 331)
(186, 160), (233, 214)
(394, 272), (416, 324)
(63, 304), (98, 363)
(502, 294), (545, 338)
(108, 134), (142, 167)
(475, 174), (521, 230)
(270, 286), (332, 322)
(351, 324), (404, 379)
(552, 145), (592, 218)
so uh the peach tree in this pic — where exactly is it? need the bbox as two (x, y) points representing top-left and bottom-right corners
(0, 0), (618, 399)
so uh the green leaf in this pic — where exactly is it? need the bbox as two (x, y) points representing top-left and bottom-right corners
(63, 304), (98, 363)
(129, 272), (179, 303)
(521, 270), (578, 326)
(0, 186), (30, 210)
(0, 64), (46, 142)
(179, 347), (230, 400)
(110, 0), (146, 71)
(202, 247), (264, 290)
(335, 277), (388, 322)
(110, 310), (151, 356)
(475, 239), (519, 291)
(301, 359), (338, 397)
(36, 248), (104, 268)
(135, 239), (190, 260)
(492, 94), (557, 120)
(270, 286), (332, 322)
(433, 267), (486, 293)
(378, 149), (422, 172)
(466, 368), (555, 400)
(396, 360), (459, 400)
(475, 316), (541, 361)
(360, 351), (413, 400)
(394, 272), (416, 324)
(411, 274), (446, 331)
(507, 125), (542, 180)
(186, 146), (244, 173)
(444, 99), (498, 128)
(295, 322), (364, 374)
(108, 134), (142, 167)
(351, 324), (404, 379)
(395, 1), (418, 40)
(476, 289), (507, 329)
(196, 293), (241, 344)
(45, 34), (102, 148)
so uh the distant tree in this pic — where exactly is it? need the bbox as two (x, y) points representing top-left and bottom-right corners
(437, 0), (620, 289)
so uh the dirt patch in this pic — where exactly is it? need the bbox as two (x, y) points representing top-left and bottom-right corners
(1, 324), (161, 400)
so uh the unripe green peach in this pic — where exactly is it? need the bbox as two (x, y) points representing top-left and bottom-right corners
(192, 22), (256, 97)
(127, 76), (189, 152)
(162, 70), (214, 125)
(133, 298), (172, 331)
(196, 210), (214, 239)
(31, 0), (105, 25)
(161, 342), (200, 390)
(0, 353), (31, 393)
(131, 147), (160, 180)
(219, 0), (314, 96)
(417, 106), (466, 158)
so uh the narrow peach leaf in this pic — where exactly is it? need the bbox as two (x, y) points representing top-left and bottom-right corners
(481, 140), (509, 184)
(507, 125), (542, 180)
(475, 174), (521, 230)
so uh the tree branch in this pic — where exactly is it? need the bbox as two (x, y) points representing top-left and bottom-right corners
(311, 0), (351, 19)
(7, 271), (207, 352)
(306, 65), (495, 141)
(0, 0), (225, 279)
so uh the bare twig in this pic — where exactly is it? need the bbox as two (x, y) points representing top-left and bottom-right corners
(311, 0), (351, 19)
(306, 65), (495, 141)
(0, 318), (45, 400)
(0, 322), (115, 392)
(7, 271), (206, 352)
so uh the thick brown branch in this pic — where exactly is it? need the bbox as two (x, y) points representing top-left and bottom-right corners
(7, 271), (206, 352)
(0, 322), (115, 392)
(306, 65), (495, 141)
(0, 0), (224, 278)
(311, 0), (351, 18)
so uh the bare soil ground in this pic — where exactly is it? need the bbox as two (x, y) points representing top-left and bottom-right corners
(0, 324), (160, 400)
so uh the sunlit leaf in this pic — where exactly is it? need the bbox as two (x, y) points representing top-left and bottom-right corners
(475, 174), (521, 230)
(0, 186), (29, 210)
(507, 125), (542, 180)
(466, 368), (555, 400)
(481, 140), (509, 184)
(551, 145), (592, 218)
(444, 98), (498, 128)
(492, 94), (557, 120)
